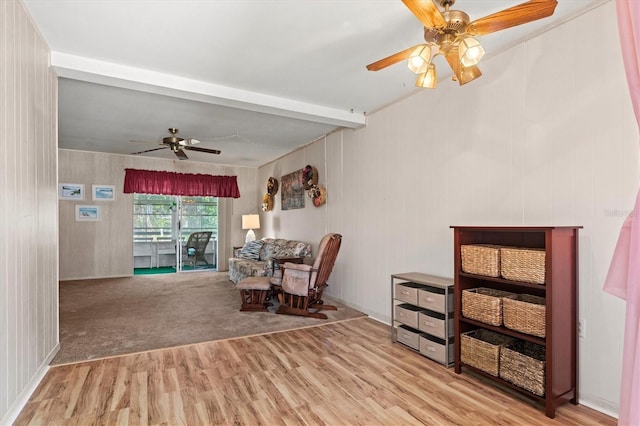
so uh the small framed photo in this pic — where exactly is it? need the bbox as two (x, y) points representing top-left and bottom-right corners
(92, 184), (115, 201)
(75, 205), (101, 221)
(59, 183), (84, 200)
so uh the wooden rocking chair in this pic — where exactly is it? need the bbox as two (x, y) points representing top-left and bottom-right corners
(276, 233), (342, 319)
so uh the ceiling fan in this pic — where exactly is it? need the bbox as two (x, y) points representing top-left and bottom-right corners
(130, 128), (221, 160)
(366, 0), (558, 88)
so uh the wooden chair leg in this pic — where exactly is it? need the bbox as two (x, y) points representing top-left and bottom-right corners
(309, 284), (336, 311)
(240, 289), (271, 312)
(310, 300), (337, 311)
(276, 293), (328, 319)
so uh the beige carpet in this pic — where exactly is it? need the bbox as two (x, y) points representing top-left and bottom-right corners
(52, 272), (366, 365)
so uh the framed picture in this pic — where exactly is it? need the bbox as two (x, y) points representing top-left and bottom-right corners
(75, 205), (101, 221)
(92, 184), (115, 201)
(281, 169), (305, 210)
(58, 183), (84, 200)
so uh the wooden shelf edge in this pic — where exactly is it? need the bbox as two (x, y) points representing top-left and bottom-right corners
(459, 318), (546, 346)
(458, 364), (545, 402)
(458, 272), (547, 290)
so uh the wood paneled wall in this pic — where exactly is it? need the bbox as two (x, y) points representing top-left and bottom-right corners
(258, 2), (631, 418)
(0, 0), (59, 423)
(58, 150), (256, 279)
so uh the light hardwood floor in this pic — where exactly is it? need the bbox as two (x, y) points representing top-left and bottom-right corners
(15, 317), (614, 425)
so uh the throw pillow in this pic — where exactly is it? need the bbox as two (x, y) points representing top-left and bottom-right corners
(240, 240), (264, 260)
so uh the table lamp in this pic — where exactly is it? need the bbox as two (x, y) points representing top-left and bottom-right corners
(242, 214), (260, 243)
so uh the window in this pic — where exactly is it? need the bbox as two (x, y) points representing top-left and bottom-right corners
(180, 196), (218, 237)
(133, 194), (218, 242)
(133, 194), (176, 242)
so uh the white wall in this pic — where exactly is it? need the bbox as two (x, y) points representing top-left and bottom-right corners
(1, 0), (59, 423)
(58, 149), (257, 279)
(257, 2), (633, 417)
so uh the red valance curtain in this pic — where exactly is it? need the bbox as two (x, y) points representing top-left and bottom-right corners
(123, 168), (240, 198)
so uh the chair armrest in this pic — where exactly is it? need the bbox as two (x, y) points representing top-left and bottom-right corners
(282, 262), (313, 272)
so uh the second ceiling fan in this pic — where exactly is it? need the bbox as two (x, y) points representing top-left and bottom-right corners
(131, 128), (221, 160)
(366, 0), (558, 88)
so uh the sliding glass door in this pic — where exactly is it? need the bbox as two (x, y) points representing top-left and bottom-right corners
(177, 196), (218, 272)
(133, 194), (217, 274)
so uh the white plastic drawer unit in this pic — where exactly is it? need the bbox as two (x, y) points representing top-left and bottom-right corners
(418, 309), (454, 340)
(418, 284), (453, 314)
(394, 282), (425, 305)
(395, 303), (422, 329)
(396, 325), (420, 350)
(419, 334), (454, 365)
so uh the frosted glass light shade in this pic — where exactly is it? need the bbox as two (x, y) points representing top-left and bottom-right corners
(407, 45), (431, 74)
(459, 37), (485, 67)
(416, 64), (437, 88)
(458, 65), (482, 85)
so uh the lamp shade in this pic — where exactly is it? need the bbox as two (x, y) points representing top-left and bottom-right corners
(459, 37), (485, 67)
(416, 63), (437, 88)
(407, 45), (431, 74)
(242, 214), (260, 230)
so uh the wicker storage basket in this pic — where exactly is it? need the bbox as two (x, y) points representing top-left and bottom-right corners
(500, 340), (546, 396)
(461, 245), (502, 277)
(503, 294), (546, 337)
(500, 247), (546, 284)
(460, 329), (517, 376)
(462, 288), (517, 326)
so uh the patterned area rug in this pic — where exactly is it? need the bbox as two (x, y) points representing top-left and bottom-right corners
(52, 272), (366, 365)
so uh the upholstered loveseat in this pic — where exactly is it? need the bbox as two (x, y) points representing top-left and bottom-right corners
(228, 238), (312, 284)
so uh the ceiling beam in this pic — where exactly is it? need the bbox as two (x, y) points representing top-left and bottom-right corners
(51, 52), (366, 129)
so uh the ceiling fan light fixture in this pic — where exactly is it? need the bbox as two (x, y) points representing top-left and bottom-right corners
(416, 63), (437, 89)
(366, 0), (558, 89)
(458, 37), (485, 67)
(407, 45), (432, 74)
(458, 64), (482, 85)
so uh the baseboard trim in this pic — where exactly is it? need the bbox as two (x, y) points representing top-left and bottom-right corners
(1, 343), (60, 426)
(578, 396), (618, 420)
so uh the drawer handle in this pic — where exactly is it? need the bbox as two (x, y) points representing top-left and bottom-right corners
(401, 290), (410, 295)
(423, 321), (435, 327)
(425, 346), (436, 352)
(424, 297), (435, 302)
(401, 333), (410, 339)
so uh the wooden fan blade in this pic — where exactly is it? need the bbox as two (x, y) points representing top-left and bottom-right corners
(185, 146), (222, 155)
(401, 0), (446, 29)
(466, 0), (558, 36)
(174, 149), (189, 160)
(366, 44), (425, 71)
(131, 146), (168, 155)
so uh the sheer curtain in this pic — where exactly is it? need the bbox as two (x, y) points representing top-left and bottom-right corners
(123, 168), (240, 198)
(603, 2), (640, 425)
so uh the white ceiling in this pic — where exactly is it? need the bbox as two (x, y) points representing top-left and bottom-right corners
(22, 0), (608, 167)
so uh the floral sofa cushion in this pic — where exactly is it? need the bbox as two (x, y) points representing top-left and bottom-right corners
(228, 238), (312, 284)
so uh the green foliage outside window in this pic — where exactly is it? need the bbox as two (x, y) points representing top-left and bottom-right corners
(133, 194), (217, 242)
